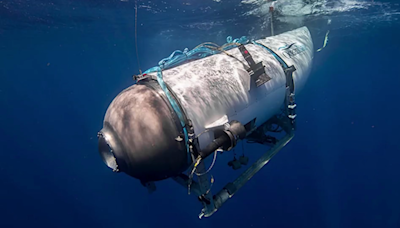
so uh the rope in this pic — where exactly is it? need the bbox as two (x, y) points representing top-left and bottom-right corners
(144, 35), (249, 74)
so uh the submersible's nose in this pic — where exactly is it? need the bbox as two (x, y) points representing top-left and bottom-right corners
(97, 80), (190, 182)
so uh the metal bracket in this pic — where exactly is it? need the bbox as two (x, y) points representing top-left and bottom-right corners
(238, 44), (271, 89)
(173, 110), (295, 218)
(133, 73), (149, 82)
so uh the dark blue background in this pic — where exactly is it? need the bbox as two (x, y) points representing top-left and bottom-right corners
(1, 0), (399, 227)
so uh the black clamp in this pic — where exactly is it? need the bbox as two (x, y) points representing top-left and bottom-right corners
(283, 65), (297, 131)
(238, 44), (271, 88)
(186, 119), (200, 161)
(133, 73), (149, 82)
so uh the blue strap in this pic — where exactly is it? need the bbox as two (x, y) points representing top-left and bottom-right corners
(154, 67), (191, 164)
(252, 40), (289, 69)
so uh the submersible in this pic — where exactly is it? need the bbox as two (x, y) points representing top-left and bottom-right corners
(97, 26), (314, 218)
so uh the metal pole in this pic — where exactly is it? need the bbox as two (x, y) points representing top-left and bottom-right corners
(270, 2), (274, 36)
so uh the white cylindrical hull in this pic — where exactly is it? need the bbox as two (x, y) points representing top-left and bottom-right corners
(151, 26), (314, 150)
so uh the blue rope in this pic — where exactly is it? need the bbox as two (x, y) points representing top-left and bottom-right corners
(144, 36), (248, 74)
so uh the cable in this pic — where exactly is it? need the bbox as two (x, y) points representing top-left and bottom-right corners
(134, 0), (142, 75)
(195, 129), (209, 139)
(195, 149), (218, 176)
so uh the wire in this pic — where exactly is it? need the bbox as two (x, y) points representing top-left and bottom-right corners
(134, 0), (142, 75)
(204, 175), (214, 195)
(187, 156), (202, 195)
(195, 129), (209, 139)
(195, 149), (218, 176)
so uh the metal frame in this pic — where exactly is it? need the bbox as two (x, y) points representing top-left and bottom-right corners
(173, 87), (296, 218)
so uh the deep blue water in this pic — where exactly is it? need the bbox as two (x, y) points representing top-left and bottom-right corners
(1, 0), (400, 227)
